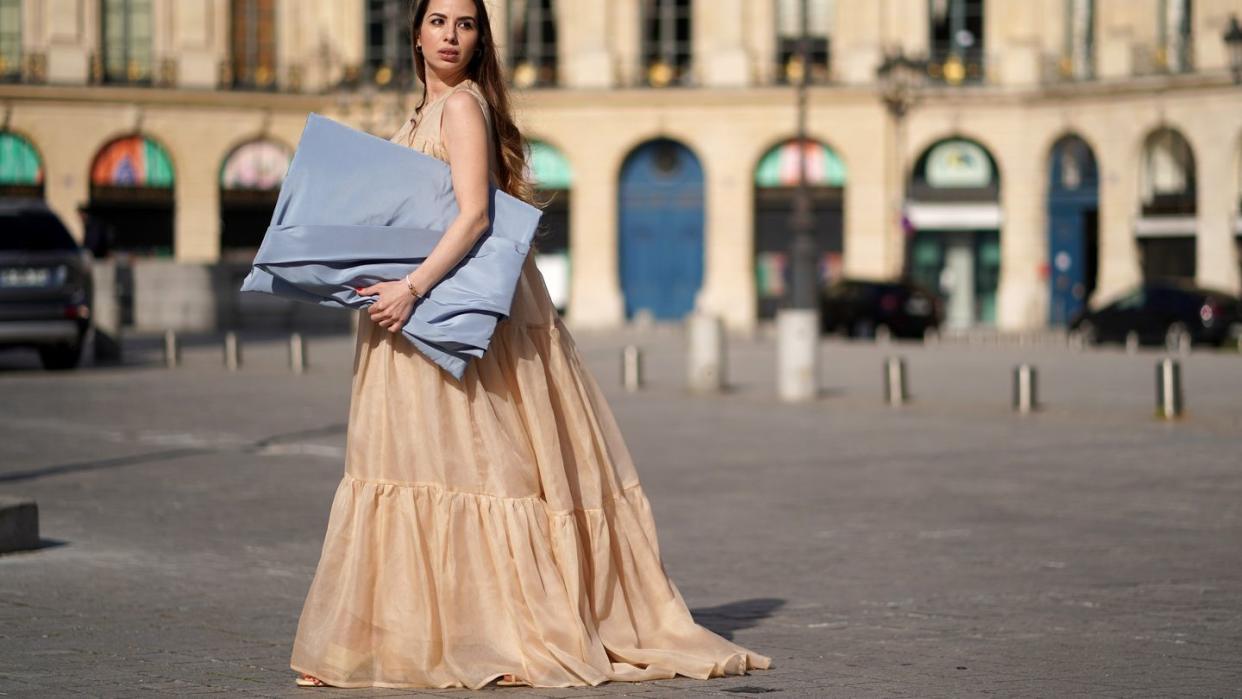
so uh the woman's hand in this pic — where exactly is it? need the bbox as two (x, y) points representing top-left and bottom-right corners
(357, 280), (418, 333)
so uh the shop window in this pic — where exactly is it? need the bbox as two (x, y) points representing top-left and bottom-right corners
(365, 0), (414, 89)
(508, 0), (558, 88)
(100, 0), (153, 85)
(0, 0), (19, 83)
(1158, 0), (1193, 73)
(775, 0), (832, 84)
(928, 0), (985, 85)
(1059, 0), (1094, 80)
(641, 0), (692, 87)
(1141, 128), (1196, 217)
(230, 0), (277, 90)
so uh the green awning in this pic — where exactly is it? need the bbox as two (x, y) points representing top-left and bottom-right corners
(0, 132), (44, 186)
(527, 140), (573, 190)
(755, 139), (846, 188)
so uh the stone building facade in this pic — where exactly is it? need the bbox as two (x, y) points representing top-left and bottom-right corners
(1, 0), (1240, 333)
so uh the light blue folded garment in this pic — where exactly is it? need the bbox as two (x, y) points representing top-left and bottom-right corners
(240, 113), (542, 380)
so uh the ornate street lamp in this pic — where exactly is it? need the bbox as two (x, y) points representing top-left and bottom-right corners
(875, 49), (927, 279)
(1224, 14), (1242, 85)
(776, 0), (820, 403)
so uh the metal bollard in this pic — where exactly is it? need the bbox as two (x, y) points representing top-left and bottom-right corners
(883, 356), (907, 407)
(621, 344), (642, 392)
(289, 332), (307, 374)
(163, 329), (180, 368)
(1013, 364), (1038, 414)
(1155, 357), (1183, 419)
(224, 331), (242, 371)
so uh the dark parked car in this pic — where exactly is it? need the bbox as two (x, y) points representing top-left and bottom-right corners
(1070, 281), (1242, 350)
(0, 198), (94, 370)
(820, 278), (943, 339)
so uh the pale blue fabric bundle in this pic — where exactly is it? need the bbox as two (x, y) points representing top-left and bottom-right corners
(240, 113), (542, 380)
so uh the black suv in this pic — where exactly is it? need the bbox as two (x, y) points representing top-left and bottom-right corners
(0, 198), (94, 369)
(820, 278), (944, 339)
(1071, 281), (1242, 350)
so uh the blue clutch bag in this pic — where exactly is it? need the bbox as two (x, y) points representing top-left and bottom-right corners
(239, 113), (543, 381)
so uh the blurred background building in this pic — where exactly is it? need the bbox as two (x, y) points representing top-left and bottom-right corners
(1, 0), (1240, 333)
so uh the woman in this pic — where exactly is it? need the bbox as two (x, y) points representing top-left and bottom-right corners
(292, 0), (772, 689)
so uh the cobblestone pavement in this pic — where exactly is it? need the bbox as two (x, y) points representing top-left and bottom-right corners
(1, 325), (1240, 698)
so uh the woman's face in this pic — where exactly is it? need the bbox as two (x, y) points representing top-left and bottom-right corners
(418, 0), (480, 80)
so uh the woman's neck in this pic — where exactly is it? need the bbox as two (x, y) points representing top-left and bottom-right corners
(424, 73), (470, 104)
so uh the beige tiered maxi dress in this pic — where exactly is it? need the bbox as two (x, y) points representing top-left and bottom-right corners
(289, 79), (772, 690)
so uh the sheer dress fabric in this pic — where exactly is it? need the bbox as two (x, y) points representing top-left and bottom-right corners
(289, 79), (773, 689)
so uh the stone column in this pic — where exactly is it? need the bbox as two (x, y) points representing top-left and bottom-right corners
(566, 141), (625, 328)
(41, 0), (93, 83)
(834, 0), (882, 85)
(170, 0), (226, 89)
(695, 133), (756, 332)
(1195, 130), (1242, 295)
(694, 0), (751, 87)
(163, 122), (224, 263)
(987, 1), (1041, 87)
(559, 0), (615, 88)
(1092, 119), (1143, 306)
(610, 0), (642, 87)
(996, 125), (1048, 330)
(841, 104), (895, 280)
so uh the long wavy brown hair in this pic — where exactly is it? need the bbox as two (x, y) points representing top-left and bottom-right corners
(407, 0), (537, 208)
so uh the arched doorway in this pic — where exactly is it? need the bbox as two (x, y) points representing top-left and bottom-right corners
(526, 139), (572, 313)
(1047, 135), (1099, 326)
(752, 138), (846, 320)
(905, 137), (1001, 328)
(0, 131), (44, 199)
(618, 138), (704, 320)
(219, 138), (291, 261)
(1136, 127), (1196, 282)
(89, 134), (175, 257)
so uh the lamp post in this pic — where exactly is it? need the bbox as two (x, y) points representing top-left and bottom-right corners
(1224, 14), (1242, 84)
(776, 0), (819, 402)
(875, 49), (927, 279)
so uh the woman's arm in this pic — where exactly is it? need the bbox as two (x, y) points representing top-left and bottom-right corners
(359, 90), (494, 333)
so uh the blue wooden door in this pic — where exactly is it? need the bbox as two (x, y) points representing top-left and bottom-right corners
(618, 139), (704, 320)
(1047, 136), (1099, 326)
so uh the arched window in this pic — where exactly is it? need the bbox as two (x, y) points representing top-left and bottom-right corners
(641, 0), (692, 87)
(508, 0), (558, 88)
(1141, 128), (1196, 216)
(928, 0), (985, 85)
(365, 0), (414, 89)
(0, 0), (20, 82)
(775, 0), (833, 84)
(100, 0), (153, 85)
(230, 0), (277, 90)
(1158, 0), (1193, 73)
(1061, 0), (1094, 80)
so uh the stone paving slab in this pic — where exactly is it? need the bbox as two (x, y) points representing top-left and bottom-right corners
(1, 325), (1240, 697)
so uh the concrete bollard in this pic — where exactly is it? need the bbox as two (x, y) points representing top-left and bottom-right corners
(686, 313), (725, 393)
(0, 498), (39, 553)
(883, 356), (907, 407)
(1156, 357), (1183, 420)
(1013, 364), (1038, 414)
(289, 332), (307, 374)
(777, 308), (819, 402)
(621, 344), (642, 392)
(90, 259), (123, 362)
(162, 329), (180, 368)
(224, 331), (242, 371)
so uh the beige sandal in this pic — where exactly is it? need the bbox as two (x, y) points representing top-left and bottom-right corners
(295, 673), (328, 687)
(497, 673), (525, 686)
